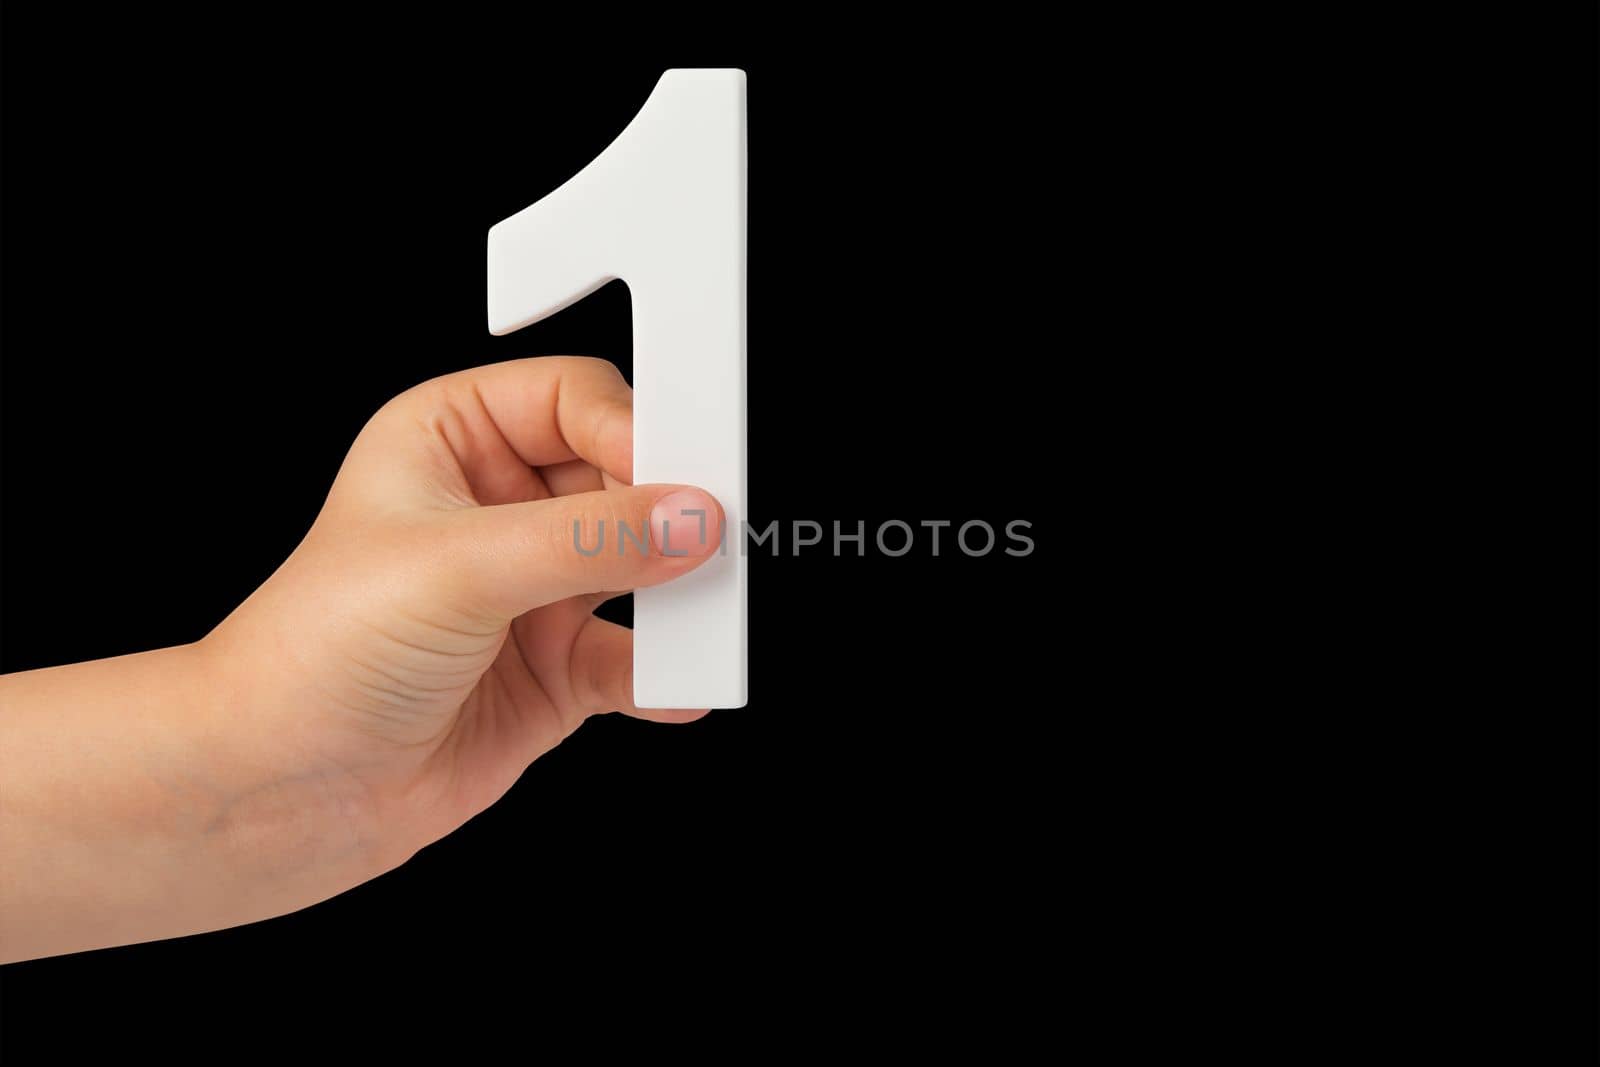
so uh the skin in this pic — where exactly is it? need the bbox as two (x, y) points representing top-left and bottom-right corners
(0, 357), (723, 962)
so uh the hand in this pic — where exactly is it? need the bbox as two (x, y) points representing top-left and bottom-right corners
(211, 355), (723, 847)
(0, 357), (722, 961)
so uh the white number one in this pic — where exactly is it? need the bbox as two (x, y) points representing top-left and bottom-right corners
(487, 69), (748, 709)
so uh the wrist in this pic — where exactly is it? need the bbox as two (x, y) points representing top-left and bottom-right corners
(187, 634), (398, 902)
(0, 642), (364, 958)
(0, 639), (398, 960)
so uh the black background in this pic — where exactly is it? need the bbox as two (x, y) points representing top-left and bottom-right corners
(0, 12), (1113, 1052)
(7, 10), (1597, 1058)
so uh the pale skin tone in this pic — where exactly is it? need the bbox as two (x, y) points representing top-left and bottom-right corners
(0, 357), (723, 963)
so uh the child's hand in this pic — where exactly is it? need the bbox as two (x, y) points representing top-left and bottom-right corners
(210, 355), (722, 844)
(0, 357), (722, 961)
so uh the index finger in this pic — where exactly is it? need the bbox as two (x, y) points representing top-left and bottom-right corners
(413, 356), (634, 486)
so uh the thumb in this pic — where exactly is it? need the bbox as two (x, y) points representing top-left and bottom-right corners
(432, 484), (724, 622)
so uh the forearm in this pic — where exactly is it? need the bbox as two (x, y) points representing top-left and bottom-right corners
(0, 642), (383, 962)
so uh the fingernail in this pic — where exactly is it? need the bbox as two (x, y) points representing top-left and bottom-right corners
(650, 490), (719, 558)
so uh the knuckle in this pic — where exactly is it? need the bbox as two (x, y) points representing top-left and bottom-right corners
(553, 497), (632, 583)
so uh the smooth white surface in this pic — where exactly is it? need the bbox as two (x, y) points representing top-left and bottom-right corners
(487, 69), (747, 709)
